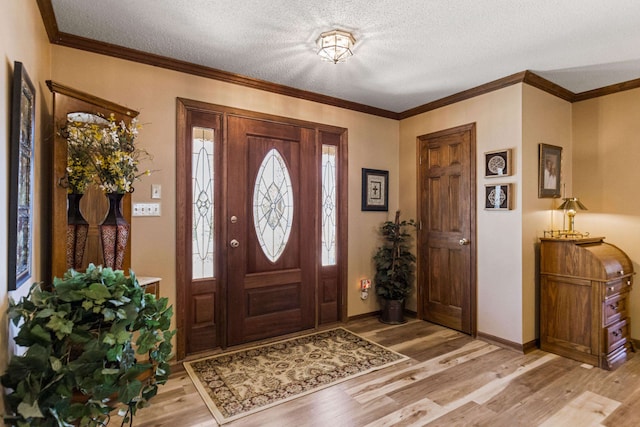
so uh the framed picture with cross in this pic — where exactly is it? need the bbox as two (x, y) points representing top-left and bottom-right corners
(361, 168), (388, 211)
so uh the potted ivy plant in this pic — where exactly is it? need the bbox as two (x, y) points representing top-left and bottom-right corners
(1, 264), (175, 427)
(373, 211), (417, 324)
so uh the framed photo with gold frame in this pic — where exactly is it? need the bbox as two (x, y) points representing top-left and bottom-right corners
(361, 168), (388, 211)
(538, 143), (562, 198)
(484, 148), (512, 177)
(8, 61), (36, 290)
(484, 184), (512, 210)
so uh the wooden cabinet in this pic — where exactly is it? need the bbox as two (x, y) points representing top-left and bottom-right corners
(137, 276), (161, 298)
(47, 81), (138, 280)
(540, 237), (634, 369)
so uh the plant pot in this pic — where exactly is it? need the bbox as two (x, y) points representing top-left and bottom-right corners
(379, 299), (407, 324)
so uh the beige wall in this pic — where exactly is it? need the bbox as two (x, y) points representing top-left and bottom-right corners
(398, 84), (574, 345)
(399, 84), (526, 343)
(521, 85), (572, 343)
(1, 0), (52, 413)
(573, 87), (640, 339)
(50, 45), (400, 323)
(4, 6), (640, 382)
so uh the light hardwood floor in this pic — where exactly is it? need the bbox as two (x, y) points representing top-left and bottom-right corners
(109, 317), (640, 426)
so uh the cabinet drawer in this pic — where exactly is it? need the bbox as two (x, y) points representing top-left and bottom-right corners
(605, 318), (629, 354)
(604, 278), (633, 298)
(603, 293), (629, 326)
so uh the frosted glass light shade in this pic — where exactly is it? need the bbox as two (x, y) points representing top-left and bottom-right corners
(317, 29), (355, 64)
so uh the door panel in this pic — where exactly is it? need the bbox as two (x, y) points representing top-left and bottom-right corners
(227, 116), (316, 345)
(418, 123), (476, 334)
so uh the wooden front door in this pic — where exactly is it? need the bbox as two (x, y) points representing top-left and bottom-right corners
(227, 116), (317, 345)
(417, 123), (476, 334)
(177, 99), (346, 359)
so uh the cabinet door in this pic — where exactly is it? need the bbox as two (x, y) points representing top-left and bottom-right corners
(540, 275), (600, 365)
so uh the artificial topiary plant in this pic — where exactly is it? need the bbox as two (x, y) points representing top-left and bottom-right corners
(373, 211), (416, 323)
(373, 211), (417, 300)
(1, 264), (175, 427)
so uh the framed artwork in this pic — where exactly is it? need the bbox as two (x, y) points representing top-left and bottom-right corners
(361, 168), (388, 211)
(484, 149), (512, 177)
(8, 61), (36, 290)
(485, 184), (512, 210)
(538, 143), (562, 198)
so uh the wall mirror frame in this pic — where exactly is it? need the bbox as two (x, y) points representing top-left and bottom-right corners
(46, 81), (139, 280)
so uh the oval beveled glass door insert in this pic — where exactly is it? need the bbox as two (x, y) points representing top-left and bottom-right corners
(253, 148), (294, 263)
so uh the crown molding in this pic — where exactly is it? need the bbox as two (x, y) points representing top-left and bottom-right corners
(399, 71), (529, 120)
(36, 0), (399, 120)
(572, 77), (640, 102)
(522, 71), (575, 102)
(37, 0), (640, 121)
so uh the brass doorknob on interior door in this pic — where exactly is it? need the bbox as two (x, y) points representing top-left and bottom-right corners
(230, 239), (239, 248)
(459, 238), (469, 246)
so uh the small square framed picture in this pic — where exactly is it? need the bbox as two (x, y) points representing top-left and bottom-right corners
(484, 184), (512, 210)
(484, 149), (512, 178)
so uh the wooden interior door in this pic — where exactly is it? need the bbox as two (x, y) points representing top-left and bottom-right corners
(418, 123), (476, 334)
(227, 116), (317, 345)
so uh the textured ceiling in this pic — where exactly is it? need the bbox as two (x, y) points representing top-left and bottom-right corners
(50, 0), (640, 113)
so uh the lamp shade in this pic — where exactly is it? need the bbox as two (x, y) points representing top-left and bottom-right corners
(557, 197), (587, 211)
(316, 29), (355, 63)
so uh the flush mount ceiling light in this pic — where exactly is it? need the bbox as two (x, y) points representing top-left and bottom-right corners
(316, 29), (356, 64)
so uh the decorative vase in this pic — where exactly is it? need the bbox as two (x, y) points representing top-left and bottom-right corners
(99, 192), (129, 270)
(66, 193), (89, 270)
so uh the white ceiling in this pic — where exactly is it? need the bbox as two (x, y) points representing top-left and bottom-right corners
(50, 0), (640, 113)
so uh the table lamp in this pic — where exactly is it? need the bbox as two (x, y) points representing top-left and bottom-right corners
(557, 197), (587, 235)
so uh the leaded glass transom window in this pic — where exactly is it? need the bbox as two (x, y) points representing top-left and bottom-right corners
(253, 148), (293, 263)
(192, 127), (215, 279)
(322, 145), (337, 266)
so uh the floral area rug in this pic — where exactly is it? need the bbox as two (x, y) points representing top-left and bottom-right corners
(184, 327), (408, 424)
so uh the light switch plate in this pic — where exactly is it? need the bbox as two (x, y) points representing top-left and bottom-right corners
(133, 203), (161, 216)
(151, 184), (162, 199)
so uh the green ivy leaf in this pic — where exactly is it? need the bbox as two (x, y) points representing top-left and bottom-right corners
(46, 315), (74, 339)
(34, 308), (56, 319)
(118, 380), (142, 404)
(49, 356), (62, 372)
(85, 282), (111, 301)
(136, 331), (158, 354)
(17, 399), (44, 419)
(15, 324), (51, 347)
(102, 307), (116, 322)
(103, 333), (116, 346)
(115, 329), (132, 344)
(106, 345), (123, 363)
